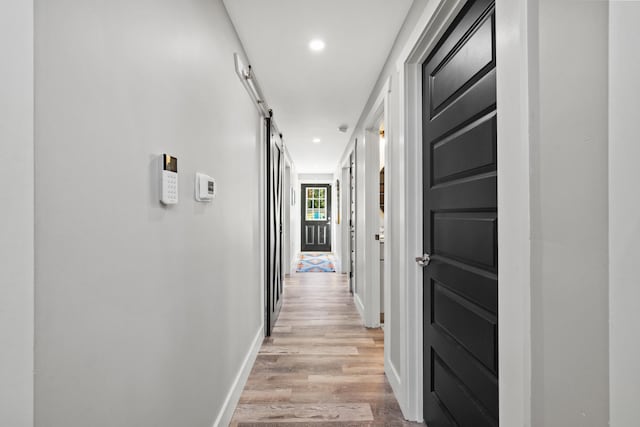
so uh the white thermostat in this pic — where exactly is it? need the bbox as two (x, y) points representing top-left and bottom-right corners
(195, 173), (216, 202)
(161, 154), (178, 205)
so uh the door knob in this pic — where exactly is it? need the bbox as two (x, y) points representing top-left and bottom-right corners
(415, 253), (431, 267)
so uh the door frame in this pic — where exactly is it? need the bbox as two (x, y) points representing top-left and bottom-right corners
(283, 159), (292, 276)
(339, 150), (357, 294)
(361, 78), (390, 329)
(395, 0), (533, 423)
(340, 165), (351, 274)
(362, 79), (397, 399)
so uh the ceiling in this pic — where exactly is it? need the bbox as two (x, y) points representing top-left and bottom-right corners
(223, 0), (414, 173)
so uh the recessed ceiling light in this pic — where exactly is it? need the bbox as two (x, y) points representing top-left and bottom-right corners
(309, 39), (325, 52)
(313, 138), (321, 143)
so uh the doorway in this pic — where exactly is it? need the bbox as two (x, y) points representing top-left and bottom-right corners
(300, 184), (332, 252)
(421, 0), (498, 425)
(378, 124), (385, 325)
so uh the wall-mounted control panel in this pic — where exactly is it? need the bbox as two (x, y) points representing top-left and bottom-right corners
(161, 154), (178, 205)
(195, 173), (216, 202)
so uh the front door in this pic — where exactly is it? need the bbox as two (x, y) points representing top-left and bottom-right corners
(301, 184), (332, 252)
(266, 118), (283, 336)
(422, 0), (498, 425)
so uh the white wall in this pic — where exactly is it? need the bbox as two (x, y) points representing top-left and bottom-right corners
(34, 1), (263, 426)
(530, 1), (609, 425)
(0, 1), (34, 426)
(298, 173), (333, 182)
(609, 2), (640, 426)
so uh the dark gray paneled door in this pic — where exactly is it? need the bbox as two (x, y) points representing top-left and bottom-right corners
(301, 184), (332, 252)
(422, 0), (498, 425)
(266, 118), (283, 336)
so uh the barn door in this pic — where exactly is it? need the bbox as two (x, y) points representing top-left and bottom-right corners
(421, 0), (498, 425)
(266, 118), (283, 336)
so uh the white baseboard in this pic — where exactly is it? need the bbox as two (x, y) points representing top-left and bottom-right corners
(386, 358), (408, 417)
(212, 325), (264, 427)
(354, 293), (365, 323)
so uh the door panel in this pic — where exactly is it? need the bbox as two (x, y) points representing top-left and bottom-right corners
(432, 283), (497, 371)
(430, 328), (498, 416)
(300, 184), (332, 252)
(432, 212), (497, 270)
(422, 0), (498, 425)
(432, 114), (496, 183)
(430, 16), (494, 112)
(432, 356), (495, 427)
(427, 71), (496, 141)
(429, 174), (496, 210)
(266, 118), (283, 336)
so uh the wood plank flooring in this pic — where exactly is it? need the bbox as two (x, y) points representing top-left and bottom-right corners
(230, 272), (421, 426)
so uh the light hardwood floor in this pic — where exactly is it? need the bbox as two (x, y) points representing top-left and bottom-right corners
(230, 272), (422, 426)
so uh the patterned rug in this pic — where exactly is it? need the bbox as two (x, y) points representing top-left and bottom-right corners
(296, 252), (337, 273)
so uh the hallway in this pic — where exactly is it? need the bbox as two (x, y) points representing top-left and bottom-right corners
(4, 0), (639, 426)
(231, 272), (418, 426)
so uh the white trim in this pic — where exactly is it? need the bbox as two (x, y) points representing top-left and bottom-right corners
(340, 166), (351, 274)
(354, 292), (366, 323)
(283, 158), (292, 276)
(212, 325), (264, 427)
(338, 140), (357, 170)
(360, 77), (391, 329)
(282, 144), (295, 168)
(363, 77), (391, 128)
(363, 128), (381, 328)
(495, 0), (532, 425)
(385, 357), (403, 407)
(382, 87), (393, 414)
(298, 177), (333, 184)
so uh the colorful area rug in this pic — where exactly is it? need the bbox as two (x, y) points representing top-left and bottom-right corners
(296, 252), (337, 273)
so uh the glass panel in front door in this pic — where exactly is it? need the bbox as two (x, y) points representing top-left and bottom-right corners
(305, 187), (327, 221)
